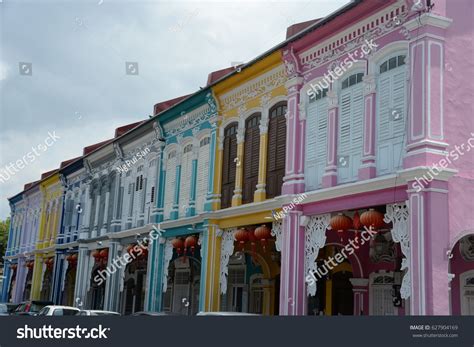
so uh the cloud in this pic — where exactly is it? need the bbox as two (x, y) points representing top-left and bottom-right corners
(0, 0), (348, 219)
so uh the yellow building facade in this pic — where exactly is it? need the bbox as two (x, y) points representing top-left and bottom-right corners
(204, 51), (288, 314)
(31, 172), (63, 300)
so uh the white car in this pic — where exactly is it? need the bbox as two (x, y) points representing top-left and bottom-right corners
(76, 310), (120, 316)
(37, 305), (80, 316)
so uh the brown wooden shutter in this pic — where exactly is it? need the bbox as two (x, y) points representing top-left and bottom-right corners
(221, 123), (238, 208)
(266, 102), (287, 198)
(242, 113), (261, 204)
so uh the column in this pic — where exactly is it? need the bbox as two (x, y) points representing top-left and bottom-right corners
(156, 154), (166, 223)
(171, 156), (181, 220)
(359, 74), (377, 180)
(91, 190), (101, 238)
(211, 125), (224, 211)
(255, 101), (269, 202)
(110, 173), (122, 232)
(145, 235), (166, 312)
(282, 76), (306, 194)
(104, 241), (121, 312)
(406, 180), (451, 315)
(100, 187), (111, 236)
(350, 278), (369, 315)
(1, 264), (11, 302)
(30, 254), (44, 300)
(80, 184), (92, 238)
(151, 146), (164, 223)
(73, 245), (90, 309)
(403, 13), (451, 169)
(232, 123), (245, 206)
(51, 250), (65, 304)
(187, 148), (198, 217)
(322, 90), (338, 188)
(205, 119), (218, 211)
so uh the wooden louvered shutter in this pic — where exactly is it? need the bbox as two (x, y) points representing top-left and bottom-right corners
(221, 123), (237, 209)
(306, 98), (328, 190)
(266, 103), (286, 198)
(338, 78), (364, 183)
(377, 64), (407, 175)
(243, 114), (261, 203)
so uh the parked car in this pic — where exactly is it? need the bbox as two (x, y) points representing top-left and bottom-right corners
(131, 311), (180, 316)
(37, 305), (81, 316)
(196, 311), (260, 316)
(12, 301), (54, 316)
(0, 303), (19, 315)
(76, 310), (120, 316)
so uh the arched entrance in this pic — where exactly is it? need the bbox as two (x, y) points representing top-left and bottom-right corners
(307, 245), (354, 315)
(89, 266), (106, 310)
(62, 268), (76, 306)
(163, 256), (201, 315)
(40, 269), (53, 301)
(23, 263), (34, 301)
(121, 251), (147, 315)
(450, 234), (474, 315)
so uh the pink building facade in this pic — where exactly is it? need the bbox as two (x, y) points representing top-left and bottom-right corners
(280, 0), (474, 315)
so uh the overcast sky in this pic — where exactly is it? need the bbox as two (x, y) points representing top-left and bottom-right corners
(0, 0), (348, 219)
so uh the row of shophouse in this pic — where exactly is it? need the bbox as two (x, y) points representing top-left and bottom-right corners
(2, 0), (473, 316)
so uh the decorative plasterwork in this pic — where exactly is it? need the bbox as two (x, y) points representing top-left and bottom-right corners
(305, 214), (330, 297)
(363, 74), (377, 96)
(220, 65), (287, 112)
(384, 202), (410, 299)
(460, 235), (474, 262)
(162, 239), (174, 292)
(163, 104), (212, 137)
(300, 2), (409, 70)
(219, 228), (236, 295)
(271, 220), (282, 252)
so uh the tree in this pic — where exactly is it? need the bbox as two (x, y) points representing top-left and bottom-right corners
(0, 217), (10, 265)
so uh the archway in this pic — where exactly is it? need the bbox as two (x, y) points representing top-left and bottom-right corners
(89, 266), (106, 310)
(450, 234), (474, 315)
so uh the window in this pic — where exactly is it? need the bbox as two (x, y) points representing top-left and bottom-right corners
(370, 274), (397, 315)
(200, 137), (210, 147)
(168, 151), (176, 159)
(338, 73), (364, 183)
(376, 55), (407, 175)
(151, 186), (155, 203)
(243, 113), (261, 203)
(164, 150), (177, 219)
(266, 103), (287, 198)
(180, 143), (194, 217)
(196, 137), (210, 212)
(306, 89), (328, 190)
(309, 88), (328, 103)
(184, 144), (193, 153)
(221, 123), (238, 209)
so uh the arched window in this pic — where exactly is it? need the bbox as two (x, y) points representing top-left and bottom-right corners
(266, 102), (287, 198)
(306, 88), (328, 190)
(376, 55), (407, 175)
(221, 123), (238, 209)
(338, 72), (364, 183)
(196, 136), (210, 212)
(243, 113), (261, 203)
(180, 143), (194, 217)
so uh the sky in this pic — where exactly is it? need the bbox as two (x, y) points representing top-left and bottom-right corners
(0, 0), (348, 219)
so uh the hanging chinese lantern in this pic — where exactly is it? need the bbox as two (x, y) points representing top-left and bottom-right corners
(254, 225), (272, 252)
(99, 249), (108, 260)
(66, 255), (72, 262)
(171, 238), (185, 256)
(71, 253), (78, 261)
(126, 244), (135, 256)
(234, 228), (249, 251)
(360, 209), (385, 231)
(184, 235), (197, 255)
(91, 250), (100, 259)
(352, 210), (362, 237)
(330, 213), (353, 242)
(247, 227), (258, 254)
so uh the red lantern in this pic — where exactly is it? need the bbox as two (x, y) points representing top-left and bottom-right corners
(247, 228), (258, 254)
(234, 228), (249, 251)
(360, 209), (385, 231)
(352, 210), (362, 238)
(184, 235), (197, 255)
(330, 213), (353, 242)
(171, 238), (184, 255)
(66, 255), (72, 262)
(71, 253), (78, 261)
(126, 244), (135, 256)
(99, 249), (108, 260)
(91, 250), (100, 259)
(254, 225), (272, 251)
